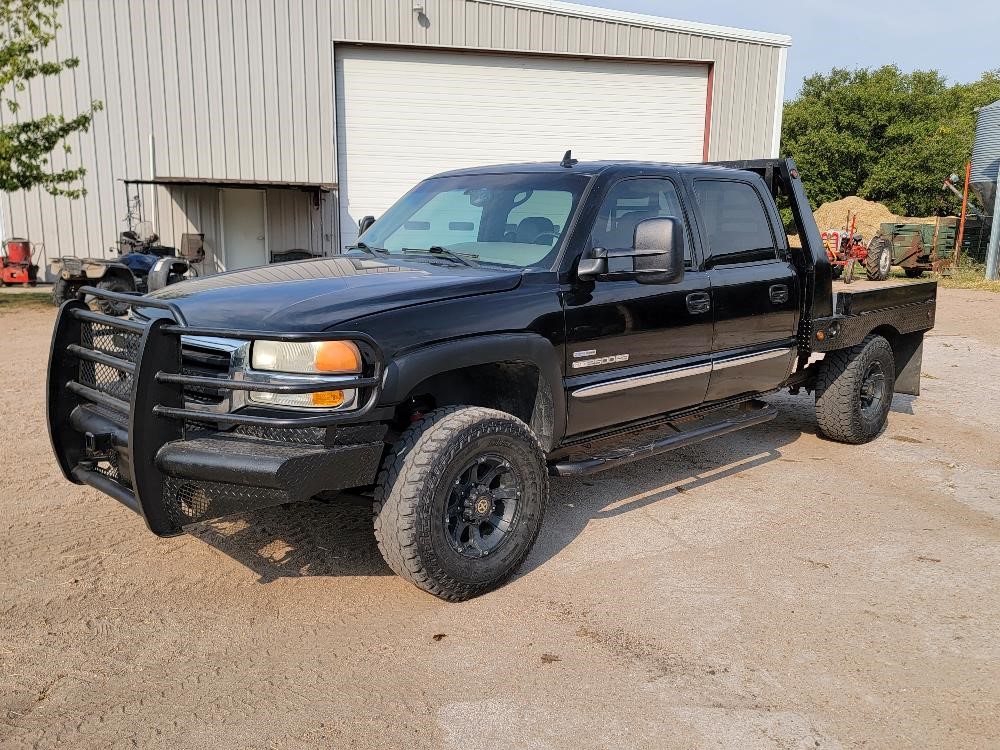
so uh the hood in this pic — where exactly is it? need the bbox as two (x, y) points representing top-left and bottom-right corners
(148, 256), (523, 330)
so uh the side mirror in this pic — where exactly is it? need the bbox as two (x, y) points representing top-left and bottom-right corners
(577, 217), (686, 285)
(358, 215), (376, 235)
(577, 247), (608, 280)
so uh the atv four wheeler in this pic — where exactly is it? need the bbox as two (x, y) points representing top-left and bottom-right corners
(50, 225), (196, 315)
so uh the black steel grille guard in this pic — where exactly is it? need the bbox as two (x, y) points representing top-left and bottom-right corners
(47, 286), (385, 536)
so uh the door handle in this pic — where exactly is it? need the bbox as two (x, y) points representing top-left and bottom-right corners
(769, 284), (789, 304)
(686, 292), (711, 314)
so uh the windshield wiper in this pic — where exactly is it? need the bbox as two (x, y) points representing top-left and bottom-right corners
(346, 241), (389, 257)
(401, 246), (479, 267)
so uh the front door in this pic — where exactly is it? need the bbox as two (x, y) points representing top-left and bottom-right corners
(221, 189), (267, 270)
(688, 177), (799, 401)
(564, 177), (714, 436)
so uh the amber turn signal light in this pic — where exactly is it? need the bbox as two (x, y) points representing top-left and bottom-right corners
(311, 390), (346, 407)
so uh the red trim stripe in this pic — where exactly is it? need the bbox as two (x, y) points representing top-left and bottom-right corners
(702, 63), (715, 162)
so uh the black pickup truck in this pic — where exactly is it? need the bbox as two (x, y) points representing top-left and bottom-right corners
(48, 158), (937, 600)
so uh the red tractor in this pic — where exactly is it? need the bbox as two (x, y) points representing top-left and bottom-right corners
(820, 213), (892, 283)
(1, 238), (39, 286)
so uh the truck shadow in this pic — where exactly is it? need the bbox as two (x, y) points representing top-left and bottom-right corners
(519, 396), (810, 577)
(188, 494), (393, 582)
(187, 393), (897, 586)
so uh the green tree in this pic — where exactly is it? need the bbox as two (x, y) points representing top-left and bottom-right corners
(781, 66), (1000, 216)
(0, 0), (102, 198)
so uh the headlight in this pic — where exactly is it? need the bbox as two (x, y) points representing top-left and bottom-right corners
(251, 340), (361, 374)
(249, 340), (362, 409)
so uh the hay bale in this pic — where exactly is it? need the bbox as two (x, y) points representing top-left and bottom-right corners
(812, 196), (940, 241)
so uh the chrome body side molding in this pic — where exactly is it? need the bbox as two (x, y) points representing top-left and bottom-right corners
(570, 346), (793, 400)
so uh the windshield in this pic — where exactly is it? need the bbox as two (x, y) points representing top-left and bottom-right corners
(355, 172), (590, 269)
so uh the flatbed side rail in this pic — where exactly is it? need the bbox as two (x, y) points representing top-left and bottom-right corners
(811, 297), (936, 353)
(47, 287), (385, 536)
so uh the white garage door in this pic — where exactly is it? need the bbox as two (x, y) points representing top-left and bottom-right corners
(335, 46), (708, 247)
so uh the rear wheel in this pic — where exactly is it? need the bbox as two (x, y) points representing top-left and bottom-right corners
(373, 406), (547, 601)
(815, 334), (896, 444)
(866, 237), (893, 281)
(52, 278), (82, 306)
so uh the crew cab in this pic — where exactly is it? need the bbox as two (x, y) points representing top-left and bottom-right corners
(47, 158), (937, 600)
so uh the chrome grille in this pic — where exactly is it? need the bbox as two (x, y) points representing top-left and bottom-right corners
(180, 342), (234, 406)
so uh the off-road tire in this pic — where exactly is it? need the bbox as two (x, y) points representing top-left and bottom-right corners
(831, 265), (844, 280)
(93, 276), (134, 316)
(904, 268), (924, 278)
(51, 277), (79, 306)
(866, 237), (893, 281)
(815, 334), (895, 444)
(373, 406), (548, 601)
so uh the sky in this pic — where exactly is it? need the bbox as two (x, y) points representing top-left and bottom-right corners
(594, 0), (999, 99)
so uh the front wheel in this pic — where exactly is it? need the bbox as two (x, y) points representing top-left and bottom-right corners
(815, 335), (896, 444)
(374, 406), (548, 601)
(904, 268), (925, 278)
(92, 276), (135, 316)
(866, 237), (893, 280)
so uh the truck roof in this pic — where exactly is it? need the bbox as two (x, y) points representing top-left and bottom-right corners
(430, 160), (739, 179)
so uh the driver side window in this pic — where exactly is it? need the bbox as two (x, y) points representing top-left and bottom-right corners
(589, 179), (692, 269)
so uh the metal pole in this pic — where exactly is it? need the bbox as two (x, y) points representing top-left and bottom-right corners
(987, 164), (1000, 281)
(954, 161), (970, 267)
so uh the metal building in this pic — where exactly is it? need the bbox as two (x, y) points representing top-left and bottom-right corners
(0, 0), (791, 275)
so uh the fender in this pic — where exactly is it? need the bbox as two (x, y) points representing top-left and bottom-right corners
(381, 333), (566, 447)
(83, 261), (113, 279)
(148, 258), (190, 292)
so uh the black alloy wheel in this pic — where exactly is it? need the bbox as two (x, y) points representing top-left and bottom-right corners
(445, 454), (523, 559)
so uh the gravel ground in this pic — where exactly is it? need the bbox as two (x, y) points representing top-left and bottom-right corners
(1, 289), (997, 749)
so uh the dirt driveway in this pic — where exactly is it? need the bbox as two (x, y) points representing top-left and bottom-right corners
(1, 289), (997, 750)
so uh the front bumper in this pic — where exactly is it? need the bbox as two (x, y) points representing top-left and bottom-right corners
(47, 289), (386, 536)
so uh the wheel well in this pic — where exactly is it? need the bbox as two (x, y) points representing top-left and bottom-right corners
(869, 325), (907, 366)
(398, 361), (556, 451)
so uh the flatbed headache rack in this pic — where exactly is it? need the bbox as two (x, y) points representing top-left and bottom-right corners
(47, 287), (385, 537)
(709, 159), (936, 377)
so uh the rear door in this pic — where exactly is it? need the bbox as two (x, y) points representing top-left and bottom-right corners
(689, 177), (799, 401)
(563, 176), (714, 436)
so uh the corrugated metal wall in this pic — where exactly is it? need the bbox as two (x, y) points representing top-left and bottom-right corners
(0, 0), (788, 270)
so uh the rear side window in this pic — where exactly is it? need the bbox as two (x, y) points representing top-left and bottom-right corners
(694, 180), (776, 263)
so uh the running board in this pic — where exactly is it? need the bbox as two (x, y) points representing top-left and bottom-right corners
(548, 400), (777, 477)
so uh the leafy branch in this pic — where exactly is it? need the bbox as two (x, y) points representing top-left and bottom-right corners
(0, 0), (102, 198)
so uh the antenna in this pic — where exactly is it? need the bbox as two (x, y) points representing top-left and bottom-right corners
(560, 150), (578, 168)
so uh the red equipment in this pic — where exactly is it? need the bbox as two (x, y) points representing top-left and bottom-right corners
(821, 214), (869, 283)
(1, 237), (39, 286)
